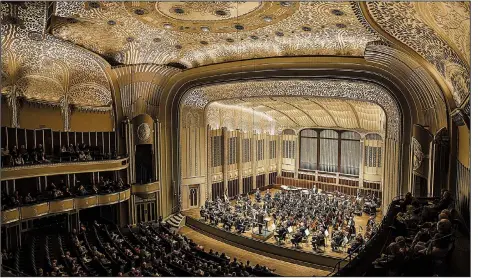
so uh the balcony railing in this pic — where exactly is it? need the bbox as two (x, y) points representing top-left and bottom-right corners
(1, 187), (131, 224)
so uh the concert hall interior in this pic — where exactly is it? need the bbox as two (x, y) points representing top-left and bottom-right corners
(0, 0), (471, 278)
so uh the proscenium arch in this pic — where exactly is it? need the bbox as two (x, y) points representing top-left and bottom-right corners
(180, 79), (396, 207)
(159, 55), (446, 217)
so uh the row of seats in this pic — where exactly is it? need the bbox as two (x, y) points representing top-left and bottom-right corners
(3, 220), (279, 277)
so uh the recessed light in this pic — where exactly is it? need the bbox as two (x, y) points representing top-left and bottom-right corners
(200, 41), (208, 45)
(164, 23), (173, 29)
(226, 38), (234, 43)
(88, 2), (100, 8)
(275, 31), (284, 37)
(336, 23), (346, 28)
(263, 16), (273, 22)
(174, 8), (185, 14)
(107, 20), (116, 25)
(250, 35), (258, 40)
(331, 9), (344, 16)
(201, 26), (210, 32)
(134, 8), (145, 15)
(280, 1), (291, 7)
(302, 26), (311, 31)
(215, 10), (227, 16)
(234, 24), (244, 30)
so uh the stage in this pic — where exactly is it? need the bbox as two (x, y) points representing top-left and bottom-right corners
(182, 188), (382, 268)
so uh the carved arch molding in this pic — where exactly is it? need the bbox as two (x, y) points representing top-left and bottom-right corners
(181, 79), (401, 141)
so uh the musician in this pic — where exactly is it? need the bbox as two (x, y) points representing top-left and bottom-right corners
(255, 189), (262, 202)
(312, 231), (326, 252)
(291, 230), (303, 248)
(264, 189), (272, 202)
(235, 216), (246, 234)
(199, 206), (206, 220)
(331, 230), (345, 252)
(274, 225), (288, 245)
(257, 210), (265, 234)
(347, 233), (364, 254)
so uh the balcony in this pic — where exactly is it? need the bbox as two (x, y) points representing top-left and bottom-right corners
(1, 157), (129, 181)
(1, 188), (131, 224)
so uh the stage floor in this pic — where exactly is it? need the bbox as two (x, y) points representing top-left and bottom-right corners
(179, 226), (330, 276)
(182, 188), (383, 259)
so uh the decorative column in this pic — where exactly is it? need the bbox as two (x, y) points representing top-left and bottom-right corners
(359, 137), (365, 189)
(60, 96), (72, 132)
(6, 90), (20, 128)
(278, 134), (283, 176)
(252, 132), (257, 190)
(238, 131), (244, 194)
(294, 134), (300, 179)
(265, 133), (270, 186)
(206, 125), (212, 200)
(222, 127), (229, 198)
(123, 117), (133, 184)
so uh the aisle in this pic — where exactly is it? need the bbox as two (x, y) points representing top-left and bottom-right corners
(179, 226), (330, 277)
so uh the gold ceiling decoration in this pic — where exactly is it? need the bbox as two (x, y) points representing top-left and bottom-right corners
(53, 1), (380, 67)
(181, 79), (400, 139)
(1, 2), (112, 108)
(366, 2), (470, 107)
(112, 64), (181, 119)
(123, 2), (297, 33)
(205, 97), (386, 135)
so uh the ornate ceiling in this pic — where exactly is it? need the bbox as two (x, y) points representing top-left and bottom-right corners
(206, 96), (386, 135)
(52, 1), (380, 67)
(181, 79), (399, 139)
(0, 1), (471, 112)
(366, 1), (470, 106)
(1, 2), (111, 108)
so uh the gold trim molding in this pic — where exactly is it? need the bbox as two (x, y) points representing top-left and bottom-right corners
(1, 158), (129, 181)
(1, 188), (131, 224)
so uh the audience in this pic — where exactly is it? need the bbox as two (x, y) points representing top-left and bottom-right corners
(370, 192), (456, 276)
(1, 141), (118, 168)
(1, 177), (130, 211)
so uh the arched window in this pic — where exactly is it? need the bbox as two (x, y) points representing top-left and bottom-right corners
(319, 130), (339, 172)
(300, 129), (318, 169)
(340, 131), (361, 175)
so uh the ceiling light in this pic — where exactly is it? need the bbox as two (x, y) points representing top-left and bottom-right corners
(280, 2), (291, 7)
(107, 20), (116, 25)
(201, 26), (210, 32)
(163, 23), (173, 29)
(234, 24), (244, 30)
(263, 16), (273, 22)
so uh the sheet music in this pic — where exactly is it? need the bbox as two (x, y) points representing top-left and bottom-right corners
(288, 226), (293, 233)
(305, 229), (310, 236)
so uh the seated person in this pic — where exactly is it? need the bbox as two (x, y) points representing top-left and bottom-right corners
(23, 193), (35, 204)
(312, 230), (325, 251)
(347, 233), (364, 254)
(1, 147), (12, 167)
(331, 231), (345, 252)
(61, 145), (67, 153)
(78, 151), (86, 161)
(291, 231), (303, 248)
(64, 187), (72, 197)
(77, 185), (87, 196)
(19, 145), (29, 163)
(35, 144), (48, 163)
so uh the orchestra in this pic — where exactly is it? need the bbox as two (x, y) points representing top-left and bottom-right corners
(199, 186), (380, 254)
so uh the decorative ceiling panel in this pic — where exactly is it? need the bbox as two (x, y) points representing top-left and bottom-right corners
(52, 1), (380, 67)
(366, 1), (470, 106)
(182, 79), (394, 137)
(1, 2), (111, 108)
